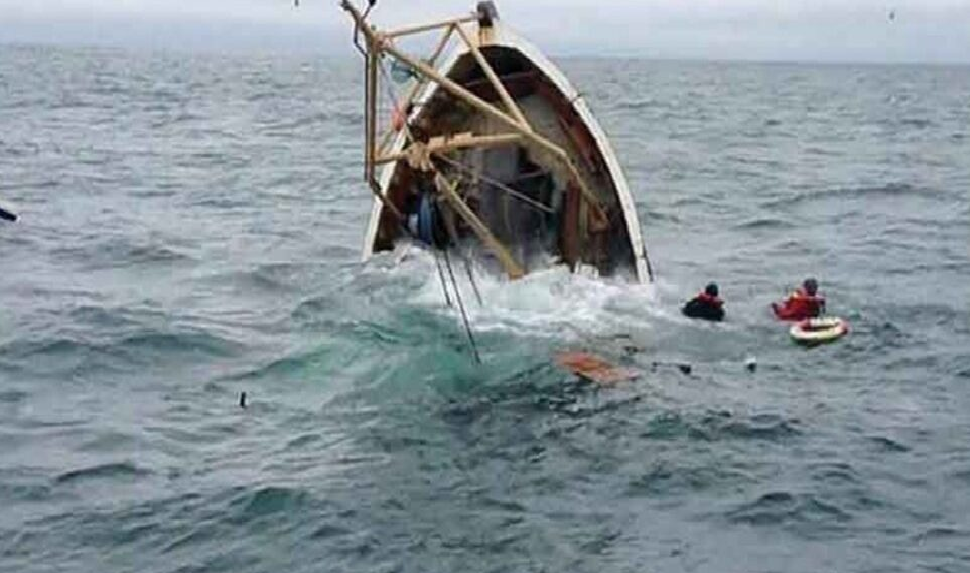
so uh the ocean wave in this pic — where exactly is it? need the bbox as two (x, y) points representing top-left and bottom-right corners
(399, 250), (660, 341)
(0, 389), (29, 404)
(114, 331), (244, 358)
(222, 347), (336, 383)
(1, 330), (244, 374)
(898, 118), (935, 129)
(762, 183), (951, 209)
(197, 264), (306, 294)
(693, 411), (802, 442)
(733, 217), (794, 230)
(54, 462), (151, 485)
(309, 522), (356, 540)
(257, 112), (330, 133)
(642, 210), (682, 224)
(0, 481), (52, 503)
(638, 410), (802, 443)
(808, 461), (861, 485)
(67, 305), (146, 330)
(725, 491), (852, 526)
(909, 526), (970, 544)
(0, 338), (101, 360)
(227, 486), (314, 522)
(185, 196), (252, 210)
(50, 238), (194, 270)
(627, 460), (752, 496)
(614, 98), (661, 111)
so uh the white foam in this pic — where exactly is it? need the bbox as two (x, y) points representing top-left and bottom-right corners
(384, 245), (667, 342)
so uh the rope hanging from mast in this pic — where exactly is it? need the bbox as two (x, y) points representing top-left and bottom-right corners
(432, 248), (454, 308)
(435, 153), (555, 215)
(442, 248), (482, 364)
(440, 200), (483, 307)
(340, 0), (379, 58)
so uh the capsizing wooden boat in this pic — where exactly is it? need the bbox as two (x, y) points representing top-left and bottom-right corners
(340, 1), (654, 284)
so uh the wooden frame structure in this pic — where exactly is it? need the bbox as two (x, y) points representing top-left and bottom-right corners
(340, 0), (610, 281)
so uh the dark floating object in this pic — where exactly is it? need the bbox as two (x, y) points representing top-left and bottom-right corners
(652, 361), (692, 376)
(0, 206), (17, 222)
(622, 344), (642, 356)
(889, 10), (895, 21)
(239, 391), (248, 409)
(745, 356), (758, 373)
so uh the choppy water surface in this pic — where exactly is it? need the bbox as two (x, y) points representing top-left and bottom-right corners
(1, 45), (969, 573)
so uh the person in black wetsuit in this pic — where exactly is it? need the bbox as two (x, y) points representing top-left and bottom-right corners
(682, 283), (725, 322)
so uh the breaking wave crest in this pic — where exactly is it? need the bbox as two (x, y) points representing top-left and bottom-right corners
(371, 245), (662, 341)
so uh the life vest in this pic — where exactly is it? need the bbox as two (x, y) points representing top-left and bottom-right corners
(683, 292), (725, 322)
(695, 292), (724, 308)
(773, 288), (825, 321)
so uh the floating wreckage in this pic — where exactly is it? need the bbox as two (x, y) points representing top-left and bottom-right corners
(341, 1), (654, 284)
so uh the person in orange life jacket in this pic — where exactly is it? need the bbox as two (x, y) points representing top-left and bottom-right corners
(772, 278), (826, 321)
(682, 283), (725, 322)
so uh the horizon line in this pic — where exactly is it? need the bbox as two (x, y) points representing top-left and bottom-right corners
(4, 39), (970, 69)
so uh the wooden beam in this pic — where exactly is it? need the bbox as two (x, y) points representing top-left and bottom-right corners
(372, 36), (605, 219)
(453, 23), (531, 130)
(462, 70), (539, 103)
(561, 180), (581, 270)
(362, 41), (372, 180)
(375, 133), (521, 166)
(368, 179), (404, 222)
(434, 173), (524, 280)
(366, 44), (379, 182)
(386, 15), (476, 39)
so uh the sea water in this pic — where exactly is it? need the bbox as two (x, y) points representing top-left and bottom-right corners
(1, 45), (969, 572)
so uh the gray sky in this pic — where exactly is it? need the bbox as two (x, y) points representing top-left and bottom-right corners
(2, 0), (969, 63)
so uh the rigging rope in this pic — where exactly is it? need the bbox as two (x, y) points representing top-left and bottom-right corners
(377, 51), (487, 362)
(432, 245), (453, 308)
(434, 154), (555, 215)
(443, 248), (482, 364)
(463, 254), (483, 307)
(377, 57), (416, 144)
(441, 202), (484, 307)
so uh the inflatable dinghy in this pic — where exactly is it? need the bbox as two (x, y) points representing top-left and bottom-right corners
(790, 317), (849, 346)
